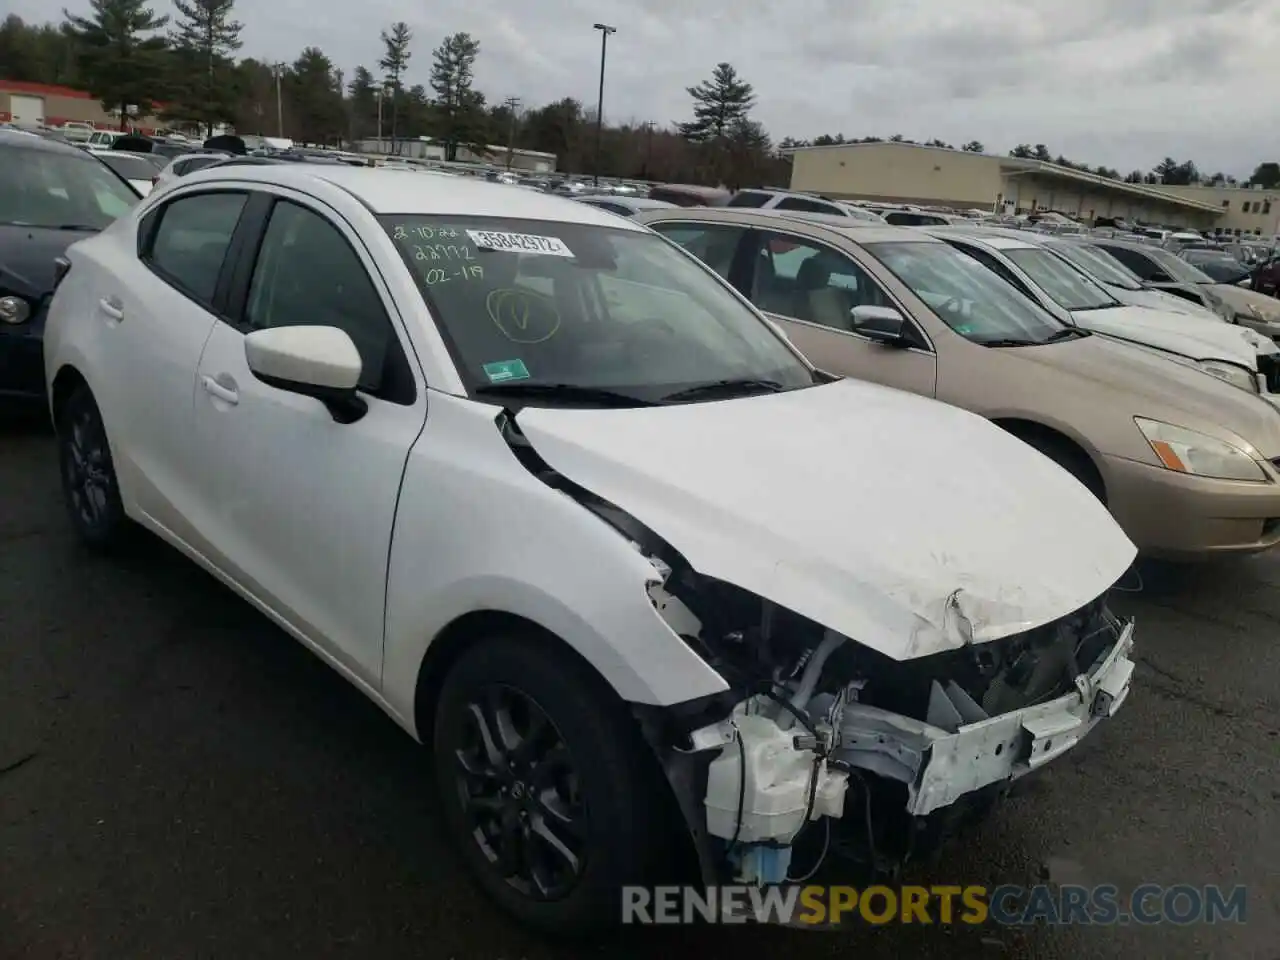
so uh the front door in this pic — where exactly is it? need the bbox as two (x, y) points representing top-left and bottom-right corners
(190, 194), (426, 683)
(744, 231), (938, 397)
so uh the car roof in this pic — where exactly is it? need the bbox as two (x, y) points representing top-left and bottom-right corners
(180, 164), (649, 229)
(0, 129), (91, 157)
(633, 206), (936, 245)
(922, 226), (1036, 250)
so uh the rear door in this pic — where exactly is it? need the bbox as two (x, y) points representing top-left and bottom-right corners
(89, 189), (249, 542)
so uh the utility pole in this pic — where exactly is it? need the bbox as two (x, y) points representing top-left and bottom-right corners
(592, 23), (616, 187)
(643, 120), (656, 178)
(502, 96), (521, 170)
(272, 63), (285, 139)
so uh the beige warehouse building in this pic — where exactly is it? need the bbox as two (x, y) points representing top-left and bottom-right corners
(1143, 182), (1280, 237)
(786, 141), (1223, 231)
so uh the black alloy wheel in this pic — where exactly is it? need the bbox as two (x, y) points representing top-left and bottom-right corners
(453, 684), (587, 899)
(57, 386), (128, 549)
(433, 635), (676, 934)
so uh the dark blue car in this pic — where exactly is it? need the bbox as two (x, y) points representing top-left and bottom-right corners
(0, 130), (140, 405)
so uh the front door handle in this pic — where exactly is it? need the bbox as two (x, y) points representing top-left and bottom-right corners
(201, 375), (239, 405)
(98, 297), (124, 321)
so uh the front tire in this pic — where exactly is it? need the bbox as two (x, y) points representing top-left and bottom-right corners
(432, 634), (671, 935)
(56, 385), (129, 551)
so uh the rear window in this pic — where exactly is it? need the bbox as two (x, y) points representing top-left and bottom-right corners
(726, 191), (772, 208)
(99, 154), (156, 182)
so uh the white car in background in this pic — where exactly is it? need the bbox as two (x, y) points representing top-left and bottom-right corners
(152, 152), (235, 191)
(43, 164), (1136, 933)
(726, 188), (887, 222)
(929, 227), (1280, 400)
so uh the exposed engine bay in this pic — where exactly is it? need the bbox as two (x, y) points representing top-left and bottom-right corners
(497, 411), (1136, 890)
(642, 567), (1134, 888)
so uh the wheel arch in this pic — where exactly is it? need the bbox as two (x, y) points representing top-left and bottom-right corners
(411, 609), (627, 747)
(992, 417), (1107, 503)
(49, 364), (90, 430)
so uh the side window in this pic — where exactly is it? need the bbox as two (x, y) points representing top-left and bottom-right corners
(751, 232), (891, 331)
(1100, 246), (1159, 281)
(649, 223), (747, 281)
(144, 192), (247, 303)
(950, 244), (1037, 300)
(726, 191), (771, 208)
(774, 196), (839, 214)
(243, 200), (406, 401)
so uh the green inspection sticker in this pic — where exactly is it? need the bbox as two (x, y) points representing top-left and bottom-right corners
(482, 359), (531, 382)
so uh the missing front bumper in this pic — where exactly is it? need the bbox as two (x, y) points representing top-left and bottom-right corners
(834, 619), (1136, 816)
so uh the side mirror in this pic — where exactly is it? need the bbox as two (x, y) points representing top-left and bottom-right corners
(244, 326), (368, 423)
(851, 305), (908, 346)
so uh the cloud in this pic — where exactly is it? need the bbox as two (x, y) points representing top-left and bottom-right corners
(13, 0), (1280, 176)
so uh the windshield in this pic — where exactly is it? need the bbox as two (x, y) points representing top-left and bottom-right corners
(1141, 244), (1216, 284)
(381, 215), (816, 402)
(0, 146), (140, 228)
(98, 154), (156, 182)
(864, 240), (1066, 344)
(1003, 247), (1117, 311)
(1049, 241), (1143, 290)
(1182, 250), (1249, 283)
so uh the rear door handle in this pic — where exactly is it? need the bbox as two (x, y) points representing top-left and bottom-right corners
(201, 375), (239, 405)
(98, 297), (123, 321)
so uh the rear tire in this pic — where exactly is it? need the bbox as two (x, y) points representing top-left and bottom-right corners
(56, 386), (130, 551)
(432, 634), (672, 936)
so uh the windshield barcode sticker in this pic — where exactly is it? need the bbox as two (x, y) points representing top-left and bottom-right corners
(466, 230), (574, 257)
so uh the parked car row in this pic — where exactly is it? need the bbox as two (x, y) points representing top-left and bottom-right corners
(4, 146), (1145, 934)
(630, 205), (1280, 559)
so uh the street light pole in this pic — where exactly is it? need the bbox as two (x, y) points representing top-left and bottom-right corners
(592, 23), (616, 187)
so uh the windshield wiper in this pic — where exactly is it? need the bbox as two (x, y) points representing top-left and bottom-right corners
(1042, 327), (1090, 342)
(473, 382), (653, 407)
(659, 378), (787, 403)
(979, 337), (1040, 347)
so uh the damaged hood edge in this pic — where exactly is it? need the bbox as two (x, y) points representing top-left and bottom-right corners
(514, 381), (1137, 661)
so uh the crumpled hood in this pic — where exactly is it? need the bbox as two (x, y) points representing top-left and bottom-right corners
(515, 380), (1136, 661)
(1117, 284), (1218, 320)
(1071, 305), (1262, 368)
(1211, 283), (1280, 324)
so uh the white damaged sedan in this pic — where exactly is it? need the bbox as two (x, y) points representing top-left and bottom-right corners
(42, 164), (1138, 933)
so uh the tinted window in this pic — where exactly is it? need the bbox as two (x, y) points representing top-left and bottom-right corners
(382, 215), (813, 401)
(750, 232), (892, 332)
(1094, 244), (1161, 281)
(866, 241), (1065, 344)
(583, 199), (631, 216)
(883, 212), (949, 226)
(649, 222), (746, 280)
(773, 196), (839, 214)
(146, 192), (247, 302)
(0, 145), (140, 228)
(726, 191), (771, 208)
(246, 201), (400, 397)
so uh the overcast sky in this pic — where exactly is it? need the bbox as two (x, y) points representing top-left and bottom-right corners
(18, 0), (1280, 176)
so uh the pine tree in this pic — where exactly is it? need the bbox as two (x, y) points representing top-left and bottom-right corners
(167, 0), (243, 136)
(679, 62), (754, 143)
(378, 22), (411, 151)
(429, 32), (487, 162)
(63, 0), (170, 129)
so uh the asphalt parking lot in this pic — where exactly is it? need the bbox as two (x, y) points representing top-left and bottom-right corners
(2, 414), (1277, 960)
